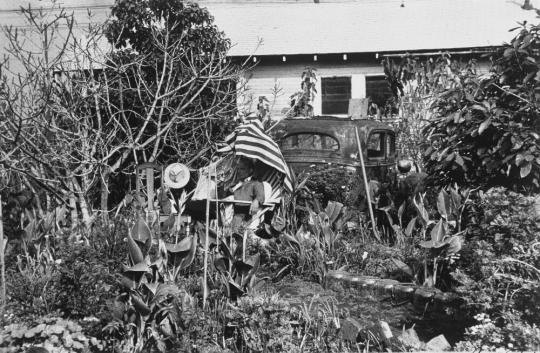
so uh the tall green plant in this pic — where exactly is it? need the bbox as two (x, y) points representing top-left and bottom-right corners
(383, 55), (477, 169)
(104, 220), (198, 353)
(422, 22), (540, 192)
(288, 67), (318, 118)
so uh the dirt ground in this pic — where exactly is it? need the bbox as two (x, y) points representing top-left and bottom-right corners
(264, 277), (467, 344)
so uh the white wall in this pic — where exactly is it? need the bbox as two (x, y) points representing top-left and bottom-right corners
(241, 59), (384, 116)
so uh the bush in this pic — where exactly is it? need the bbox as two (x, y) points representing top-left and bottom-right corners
(53, 241), (121, 319)
(0, 316), (104, 353)
(451, 187), (540, 350)
(222, 294), (350, 353)
(423, 23), (540, 192)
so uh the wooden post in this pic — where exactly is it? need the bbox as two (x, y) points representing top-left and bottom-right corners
(214, 164), (220, 250)
(146, 167), (154, 212)
(202, 170), (211, 309)
(354, 127), (380, 241)
(0, 195), (6, 308)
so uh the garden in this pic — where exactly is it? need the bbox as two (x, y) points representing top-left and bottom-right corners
(1, 1), (539, 352)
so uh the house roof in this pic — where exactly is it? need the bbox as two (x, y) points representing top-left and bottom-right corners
(206, 0), (540, 57)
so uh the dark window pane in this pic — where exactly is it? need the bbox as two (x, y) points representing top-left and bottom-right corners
(322, 77), (351, 114)
(366, 75), (392, 108)
(386, 133), (396, 157)
(281, 133), (339, 151)
(367, 132), (385, 158)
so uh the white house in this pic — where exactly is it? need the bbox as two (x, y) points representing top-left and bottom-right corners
(1, 0), (538, 116)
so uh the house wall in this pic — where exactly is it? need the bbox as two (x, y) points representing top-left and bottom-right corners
(239, 56), (385, 117)
(239, 56), (491, 117)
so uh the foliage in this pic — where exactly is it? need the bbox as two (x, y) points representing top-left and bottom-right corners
(103, 0), (240, 169)
(451, 187), (540, 350)
(6, 212), (126, 323)
(223, 294), (351, 353)
(383, 55), (476, 169)
(301, 165), (361, 207)
(1, 0), (241, 224)
(422, 23), (540, 192)
(103, 226), (198, 353)
(53, 242), (120, 319)
(455, 312), (540, 351)
(288, 67), (318, 118)
(213, 241), (264, 300)
(0, 316), (104, 353)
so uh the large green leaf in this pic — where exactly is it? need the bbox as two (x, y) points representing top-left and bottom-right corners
(325, 201), (343, 225)
(131, 294), (151, 316)
(430, 219), (446, 243)
(125, 262), (149, 273)
(178, 233), (198, 270)
(131, 217), (151, 243)
(405, 217), (417, 237)
(165, 236), (192, 254)
(437, 189), (452, 220)
(520, 162), (532, 178)
(127, 234), (145, 265)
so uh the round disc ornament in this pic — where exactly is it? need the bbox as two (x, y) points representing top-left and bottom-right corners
(164, 163), (190, 189)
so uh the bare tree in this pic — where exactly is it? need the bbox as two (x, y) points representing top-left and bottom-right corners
(0, 1), (244, 227)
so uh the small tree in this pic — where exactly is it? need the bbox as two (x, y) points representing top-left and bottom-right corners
(422, 23), (540, 192)
(288, 67), (317, 118)
(0, 0), (243, 225)
(383, 55), (477, 169)
(103, 0), (241, 169)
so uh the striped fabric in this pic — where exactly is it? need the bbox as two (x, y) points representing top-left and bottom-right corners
(219, 120), (293, 194)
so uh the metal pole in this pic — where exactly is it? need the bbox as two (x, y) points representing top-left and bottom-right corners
(354, 127), (380, 241)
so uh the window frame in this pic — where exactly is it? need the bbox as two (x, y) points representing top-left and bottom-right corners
(365, 73), (396, 114)
(280, 132), (340, 152)
(321, 76), (352, 115)
(366, 130), (396, 161)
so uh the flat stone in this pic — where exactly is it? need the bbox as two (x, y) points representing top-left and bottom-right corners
(397, 327), (423, 350)
(341, 318), (365, 343)
(425, 334), (451, 351)
(378, 321), (394, 345)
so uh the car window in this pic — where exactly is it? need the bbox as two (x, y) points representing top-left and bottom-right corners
(367, 132), (385, 158)
(281, 133), (339, 151)
(386, 133), (396, 157)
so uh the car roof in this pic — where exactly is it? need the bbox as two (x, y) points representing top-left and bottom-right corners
(276, 116), (394, 132)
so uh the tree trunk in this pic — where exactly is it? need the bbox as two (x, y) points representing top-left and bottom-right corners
(69, 190), (78, 228)
(100, 170), (109, 222)
(72, 178), (92, 228)
(0, 195), (6, 309)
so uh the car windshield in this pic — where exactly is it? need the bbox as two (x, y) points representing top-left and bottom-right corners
(281, 133), (339, 151)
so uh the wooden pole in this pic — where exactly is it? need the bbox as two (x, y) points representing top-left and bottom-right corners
(0, 195), (6, 308)
(214, 164), (220, 250)
(354, 127), (380, 241)
(202, 170), (211, 309)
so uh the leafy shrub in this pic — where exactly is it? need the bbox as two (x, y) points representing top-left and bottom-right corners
(303, 165), (359, 207)
(451, 187), (540, 350)
(455, 312), (540, 351)
(423, 23), (540, 192)
(0, 316), (104, 353)
(223, 294), (349, 353)
(53, 242), (120, 319)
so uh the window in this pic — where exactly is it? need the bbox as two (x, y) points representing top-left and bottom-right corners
(367, 132), (385, 158)
(386, 133), (396, 157)
(367, 132), (396, 159)
(281, 133), (339, 151)
(366, 75), (393, 109)
(321, 76), (351, 115)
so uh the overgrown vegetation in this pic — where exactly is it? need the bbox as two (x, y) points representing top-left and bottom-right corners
(1, 1), (539, 352)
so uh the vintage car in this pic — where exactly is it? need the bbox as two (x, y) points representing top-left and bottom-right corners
(271, 116), (397, 182)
